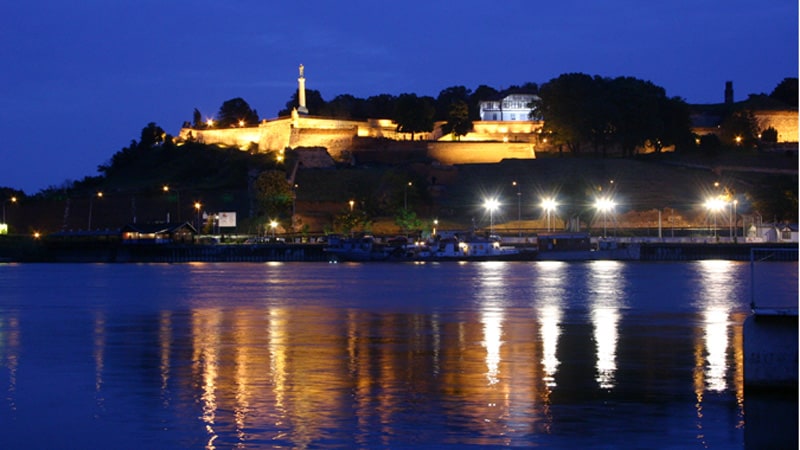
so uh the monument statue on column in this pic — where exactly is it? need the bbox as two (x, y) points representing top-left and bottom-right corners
(297, 64), (309, 114)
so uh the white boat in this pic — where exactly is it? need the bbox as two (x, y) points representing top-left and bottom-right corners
(414, 234), (537, 261)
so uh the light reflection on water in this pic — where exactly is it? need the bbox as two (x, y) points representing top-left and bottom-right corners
(0, 261), (796, 448)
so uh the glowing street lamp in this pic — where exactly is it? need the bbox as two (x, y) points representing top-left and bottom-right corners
(512, 181), (521, 236)
(87, 191), (103, 230)
(594, 196), (616, 238)
(404, 181), (412, 210)
(269, 220), (278, 238)
(349, 199), (355, 212)
(541, 197), (558, 232)
(483, 198), (500, 235)
(163, 185), (181, 222)
(3, 196), (17, 224)
(704, 197), (725, 239)
(194, 202), (202, 230)
(432, 219), (438, 237)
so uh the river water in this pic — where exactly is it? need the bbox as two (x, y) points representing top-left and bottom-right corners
(0, 261), (796, 449)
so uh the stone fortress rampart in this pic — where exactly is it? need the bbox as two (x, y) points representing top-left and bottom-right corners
(177, 66), (797, 165)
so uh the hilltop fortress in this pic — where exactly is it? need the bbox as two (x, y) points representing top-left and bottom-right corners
(178, 67), (798, 166)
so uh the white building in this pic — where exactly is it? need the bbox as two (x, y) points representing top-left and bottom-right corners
(479, 93), (540, 121)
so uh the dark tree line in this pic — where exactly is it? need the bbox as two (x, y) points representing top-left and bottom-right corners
(536, 74), (694, 155)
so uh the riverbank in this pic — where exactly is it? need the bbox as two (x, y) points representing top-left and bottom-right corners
(1, 239), (795, 263)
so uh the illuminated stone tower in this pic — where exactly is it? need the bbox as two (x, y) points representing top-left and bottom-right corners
(297, 64), (309, 114)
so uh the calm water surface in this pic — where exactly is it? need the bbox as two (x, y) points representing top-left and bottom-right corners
(0, 261), (796, 449)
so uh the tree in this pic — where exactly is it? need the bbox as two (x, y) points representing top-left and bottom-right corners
(435, 86), (472, 121)
(192, 108), (203, 128)
(440, 100), (472, 140)
(719, 109), (759, 147)
(770, 77), (798, 107)
(139, 122), (166, 149)
(538, 73), (600, 154)
(469, 85), (499, 121)
(760, 126), (778, 143)
(394, 208), (422, 235)
(253, 170), (293, 219)
(393, 93), (435, 140)
(216, 98), (259, 128)
(539, 73), (690, 157)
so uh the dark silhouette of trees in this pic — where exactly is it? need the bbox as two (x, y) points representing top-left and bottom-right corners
(393, 94), (435, 139)
(193, 108), (204, 128)
(216, 98), (259, 128)
(435, 86), (472, 120)
(537, 73), (692, 156)
(719, 109), (759, 147)
(441, 100), (472, 140)
(469, 85), (499, 121)
(770, 77), (798, 107)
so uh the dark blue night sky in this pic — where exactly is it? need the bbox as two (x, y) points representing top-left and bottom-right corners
(1, 0), (797, 193)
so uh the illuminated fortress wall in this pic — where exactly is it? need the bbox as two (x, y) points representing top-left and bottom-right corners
(178, 109), (797, 166)
(427, 142), (536, 164)
(755, 110), (798, 142)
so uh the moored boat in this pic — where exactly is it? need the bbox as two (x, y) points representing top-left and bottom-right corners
(413, 234), (537, 261)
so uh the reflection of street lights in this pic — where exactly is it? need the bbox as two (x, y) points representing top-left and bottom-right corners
(483, 198), (499, 235)
(541, 197), (557, 232)
(88, 191), (103, 230)
(594, 197), (615, 238)
(2, 196), (17, 224)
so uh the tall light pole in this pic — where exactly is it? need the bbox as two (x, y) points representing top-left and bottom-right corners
(484, 198), (499, 235)
(88, 191), (103, 230)
(512, 181), (522, 236)
(594, 197), (615, 238)
(404, 181), (412, 210)
(163, 185), (180, 222)
(194, 202), (202, 231)
(270, 220), (278, 238)
(541, 197), (557, 232)
(705, 197), (724, 239)
(2, 196), (17, 224)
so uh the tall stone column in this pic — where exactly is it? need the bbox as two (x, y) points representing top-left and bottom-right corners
(297, 64), (309, 114)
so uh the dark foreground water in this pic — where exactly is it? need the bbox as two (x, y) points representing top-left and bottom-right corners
(0, 261), (796, 449)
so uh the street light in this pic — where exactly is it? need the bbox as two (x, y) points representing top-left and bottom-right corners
(432, 219), (438, 237)
(269, 220), (278, 238)
(594, 196), (615, 238)
(88, 191), (103, 230)
(512, 181), (521, 236)
(704, 197), (725, 239)
(163, 185), (180, 222)
(349, 199), (355, 212)
(404, 181), (412, 210)
(483, 198), (499, 235)
(541, 197), (557, 232)
(2, 196), (17, 224)
(194, 202), (202, 230)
